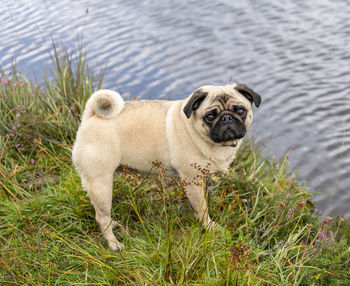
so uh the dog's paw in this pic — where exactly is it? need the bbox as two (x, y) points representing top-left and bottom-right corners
(205, 220), (220, 231)
(108, 239), (124, 252)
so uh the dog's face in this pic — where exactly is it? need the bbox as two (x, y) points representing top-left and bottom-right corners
(183, 83), (261, 146)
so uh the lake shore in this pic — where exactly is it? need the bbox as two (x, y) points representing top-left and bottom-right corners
(0, 49), (349, 285)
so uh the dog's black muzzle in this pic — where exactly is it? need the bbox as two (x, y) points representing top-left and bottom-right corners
(209, 113), (246, 143)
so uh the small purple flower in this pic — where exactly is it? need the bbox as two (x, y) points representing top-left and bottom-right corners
(5, 134), (10, 139)
(12, 126), (16, 131)
(286, 207), (294, 220)
(16, 113), (21, 117)
(318, 229), (326, 239)
(16, 122), (22, 127)
(15, 144), (22, 148)
(31, 159), (35, 165)
(285, 207), (295, 225)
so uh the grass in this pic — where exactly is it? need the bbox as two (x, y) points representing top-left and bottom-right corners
(0, 44), (349, 285)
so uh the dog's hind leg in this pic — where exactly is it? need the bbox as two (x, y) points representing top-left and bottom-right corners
(85, 173), (124, 251)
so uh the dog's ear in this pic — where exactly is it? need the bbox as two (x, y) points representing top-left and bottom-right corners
(183, 89), (208, 118)
(234, 83), (262, 108)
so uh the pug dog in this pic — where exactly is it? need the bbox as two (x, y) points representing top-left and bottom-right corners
(72, 83), (261, 251)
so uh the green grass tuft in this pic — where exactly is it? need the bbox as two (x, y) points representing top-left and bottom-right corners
(0, 44), (349, 285)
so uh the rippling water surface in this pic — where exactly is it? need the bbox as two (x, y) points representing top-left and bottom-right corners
(1, 0), (349, 218)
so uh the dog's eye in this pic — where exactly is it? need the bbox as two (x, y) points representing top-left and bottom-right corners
(205, 114), (216, 121)
(236, 108), (246, 117)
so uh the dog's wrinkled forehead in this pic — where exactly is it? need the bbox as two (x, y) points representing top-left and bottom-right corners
(201, 85), (251, 110)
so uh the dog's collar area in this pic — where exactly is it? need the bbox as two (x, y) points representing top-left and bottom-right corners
(231, 142), (237, 147)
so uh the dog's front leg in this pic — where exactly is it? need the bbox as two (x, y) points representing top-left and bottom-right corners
(183, 179), (218, 230)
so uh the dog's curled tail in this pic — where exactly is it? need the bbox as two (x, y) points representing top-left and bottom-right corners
(81, 90), (125, 123)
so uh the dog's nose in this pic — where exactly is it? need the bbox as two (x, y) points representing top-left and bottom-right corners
(221, 114), (233, 125)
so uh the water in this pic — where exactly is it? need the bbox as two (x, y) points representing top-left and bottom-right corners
(1, 0), (349, 218)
